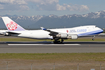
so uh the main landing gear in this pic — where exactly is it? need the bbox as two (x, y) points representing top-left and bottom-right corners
(53, 38), (64, 44)
(92, 35), (95, 41)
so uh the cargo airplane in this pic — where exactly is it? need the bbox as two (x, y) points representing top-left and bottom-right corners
(1, 17), (103, 43)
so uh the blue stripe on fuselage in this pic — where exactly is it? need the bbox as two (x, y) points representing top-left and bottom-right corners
(78, 29), (103, 36)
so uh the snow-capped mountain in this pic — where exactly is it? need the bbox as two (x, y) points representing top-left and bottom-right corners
(82, 10), (105, 18)
(0, 10), (105, 29)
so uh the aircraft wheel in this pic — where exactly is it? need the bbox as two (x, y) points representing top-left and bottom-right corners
(53, 41), (60, 44)
(92, 38), (94, 41)
(61, 39), (64, 44)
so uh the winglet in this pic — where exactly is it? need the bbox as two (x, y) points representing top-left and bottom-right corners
(40, 27), (47, 30)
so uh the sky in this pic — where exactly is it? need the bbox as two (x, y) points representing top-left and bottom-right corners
(0, 0), (105, 16)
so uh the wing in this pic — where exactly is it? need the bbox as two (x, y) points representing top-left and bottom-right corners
(41, 27), (78, 39)
(41, 27), (58, 36)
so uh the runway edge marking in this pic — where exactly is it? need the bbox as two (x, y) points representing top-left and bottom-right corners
(8, 44), (81, 46)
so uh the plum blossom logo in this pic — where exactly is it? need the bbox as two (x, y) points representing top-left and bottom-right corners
(66, 30), (69, 33)
(6, 21), (17, 30)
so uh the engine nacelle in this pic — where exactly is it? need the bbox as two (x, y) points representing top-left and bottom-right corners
(69, 34), (78, 39)
(4, 33), (10, 36)
(56, 33), (68, 38)
(56, 33), (78, 39)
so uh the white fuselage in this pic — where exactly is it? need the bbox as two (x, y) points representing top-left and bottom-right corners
(0, 30), (8, 35)
(11, 25), (103, 39)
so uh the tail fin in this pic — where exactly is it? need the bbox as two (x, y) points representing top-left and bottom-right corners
(2, 17), (25, 31)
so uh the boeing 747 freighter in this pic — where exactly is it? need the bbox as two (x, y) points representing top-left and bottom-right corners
(1, 17), (103, 43)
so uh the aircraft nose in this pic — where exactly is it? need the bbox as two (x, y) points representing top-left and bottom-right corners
(99, 28), (103, 33)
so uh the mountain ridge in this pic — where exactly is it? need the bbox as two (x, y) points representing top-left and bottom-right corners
(0, 10), (105, 29)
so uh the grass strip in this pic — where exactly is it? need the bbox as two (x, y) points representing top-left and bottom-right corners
(0, 53), (105, 62)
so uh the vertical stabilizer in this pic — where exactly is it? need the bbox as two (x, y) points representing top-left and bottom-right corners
(2, 17), (25, 31)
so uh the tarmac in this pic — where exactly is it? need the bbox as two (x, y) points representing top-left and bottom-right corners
(0, 41), (105, 53)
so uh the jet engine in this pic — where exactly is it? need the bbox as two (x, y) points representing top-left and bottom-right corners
(68, 34), (78, 39)
(56, 33), (78, 39)
(4, 32), (10, 36)
(56, 33), (67, 38)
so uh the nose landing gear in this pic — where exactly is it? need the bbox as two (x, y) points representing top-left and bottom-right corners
(92, 35), (95, 41)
